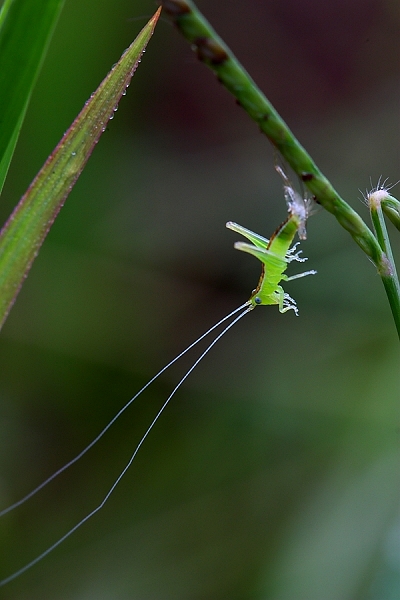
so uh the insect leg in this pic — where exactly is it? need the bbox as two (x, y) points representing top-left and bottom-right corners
(276, 286), (299, 316)
(286, 242), (308, 263)
(226, 221), (269, 248)
(285, 270), (317, 282)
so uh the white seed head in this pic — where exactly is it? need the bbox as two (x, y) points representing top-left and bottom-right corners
(362, 176), (399, 208)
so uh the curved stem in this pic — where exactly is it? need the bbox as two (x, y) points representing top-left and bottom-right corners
(160, 1), (382, 265)
(160, 0), (400, 337)
(369, 191), (400, 339)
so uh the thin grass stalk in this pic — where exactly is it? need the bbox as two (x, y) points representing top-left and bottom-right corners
(160, 0), (400, 337)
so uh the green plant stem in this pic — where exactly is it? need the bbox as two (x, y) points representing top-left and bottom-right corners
(370, 196), (400, 337)
(381, 276), (400, 340)
(161, 0), (400, 338)
(160, 2), (379, 260)
(382, 194), (400, 232)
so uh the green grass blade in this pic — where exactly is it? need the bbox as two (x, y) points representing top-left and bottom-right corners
(0, 0), (66, 194)
(0, 7), (161, 331)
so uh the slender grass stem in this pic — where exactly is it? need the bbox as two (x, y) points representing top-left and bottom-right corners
(160, 0), (400, 337)
(160, 2), (381, 262)
(369, 190), (400, 338)
(382, 194), (400, 232)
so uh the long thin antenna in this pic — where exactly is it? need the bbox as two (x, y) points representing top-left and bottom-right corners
(0, 302), (249, 518)
(0, 304), (251, 587)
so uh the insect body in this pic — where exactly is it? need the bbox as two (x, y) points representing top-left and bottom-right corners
(227, 166), (317, 315)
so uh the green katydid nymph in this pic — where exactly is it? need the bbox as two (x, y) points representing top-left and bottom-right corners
(227, 165), (317, 315)
(0, 165), (316, 587)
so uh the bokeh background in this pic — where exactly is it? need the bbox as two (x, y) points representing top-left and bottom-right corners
(0, 0), (399, 598)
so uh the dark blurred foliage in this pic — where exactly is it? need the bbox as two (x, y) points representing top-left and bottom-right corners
(0, 0), (399, 598)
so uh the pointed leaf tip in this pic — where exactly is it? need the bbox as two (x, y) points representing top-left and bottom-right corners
(151, 6), (163, 28)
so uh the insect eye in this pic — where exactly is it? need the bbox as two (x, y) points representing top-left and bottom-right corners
(255, 296), (262, 305)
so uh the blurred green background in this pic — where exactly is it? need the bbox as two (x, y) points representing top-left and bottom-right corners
(0, 0), (399, 598)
